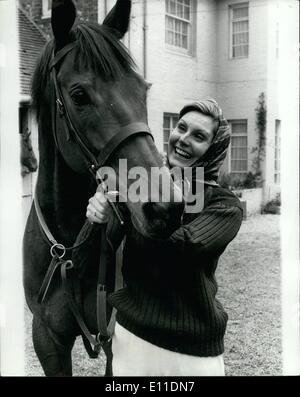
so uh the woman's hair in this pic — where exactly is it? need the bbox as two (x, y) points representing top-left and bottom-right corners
(179, 98), (222, 136)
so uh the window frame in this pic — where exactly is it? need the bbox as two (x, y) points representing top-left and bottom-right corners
(165, 0), (196, 56)
(163, 113), (179, 153)
(228, 119), (248, 174)
(274, 119), (281, 184)
(229, 2), (249, 59)
(42, 0), (51, 19)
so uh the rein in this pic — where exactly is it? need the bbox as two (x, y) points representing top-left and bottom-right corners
(35, 40), (153, 370)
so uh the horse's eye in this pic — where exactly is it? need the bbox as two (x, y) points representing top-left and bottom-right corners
(70, 89), (90, 106)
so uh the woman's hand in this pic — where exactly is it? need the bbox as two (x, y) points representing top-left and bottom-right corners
(86, 189), (118, 224)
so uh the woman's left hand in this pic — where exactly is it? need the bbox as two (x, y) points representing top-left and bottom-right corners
(86, 190), (119, 224)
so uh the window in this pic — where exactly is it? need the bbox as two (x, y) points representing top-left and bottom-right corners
(165, 0), (195, 53)
(274, 120), (281, 184)
(42, 0), (51, 19)
(230, 120), (248, 173)
(230, 3), (249, 58)
(163, 113), (179, 153)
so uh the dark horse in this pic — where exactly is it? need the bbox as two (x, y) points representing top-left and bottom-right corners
(23, 0), (184, 376)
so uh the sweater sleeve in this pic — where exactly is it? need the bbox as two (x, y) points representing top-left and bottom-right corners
(170, 204), (243, 256)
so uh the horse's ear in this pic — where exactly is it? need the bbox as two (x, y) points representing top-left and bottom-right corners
(103, 0), (131, 39)
(51, 0), (76, 50)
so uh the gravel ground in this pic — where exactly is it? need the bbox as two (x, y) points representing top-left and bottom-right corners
(217, 214), (281, 376)
(25, 214), (281, 376)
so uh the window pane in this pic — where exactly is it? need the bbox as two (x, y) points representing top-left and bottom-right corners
(233, 20), (248, 34)
(170, 0), (176, 14)
(163, 116), (170, 129)
(166, 30), (174, 45)
(233, 32), (249, 45)
(231, 147), (248, 159)
(175, 33), (181, 46)
(232, 136), (247, 147)
(231, 160), (247, 172)
(164, 129), (170, 142)
(233, 45), (247, 57)
(177, 2), (184, 18)
(171, 117), (178, 129)
(164, 113), (178, 151)
(184, 5), (190, 20)
(182, 22), (188, 34)
(175, 19), (181, 32)
(182, 35), (188, 49)
(233, 6), (248, 19)
(166, 16), (174, 29)
(231, 122), (247, 134)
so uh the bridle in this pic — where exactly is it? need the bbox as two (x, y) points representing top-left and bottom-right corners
(33, 39), (154, 370)
(49, 40), (154, 224)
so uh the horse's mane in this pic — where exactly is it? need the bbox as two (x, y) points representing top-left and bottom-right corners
(31, 22), (136, 118)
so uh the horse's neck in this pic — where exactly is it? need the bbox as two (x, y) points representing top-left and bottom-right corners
(36, 121), (95, 246)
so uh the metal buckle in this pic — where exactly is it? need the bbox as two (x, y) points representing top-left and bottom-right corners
(96, 332), (112, 346)
(56, 98), (65, 116)
(50, 243), (66, 259)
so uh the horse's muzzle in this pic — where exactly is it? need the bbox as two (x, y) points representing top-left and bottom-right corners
(142, 199), (185, 239)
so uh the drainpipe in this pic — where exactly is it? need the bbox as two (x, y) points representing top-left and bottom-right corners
(143, 0), (148, 80)
(104, 0), (108, 16)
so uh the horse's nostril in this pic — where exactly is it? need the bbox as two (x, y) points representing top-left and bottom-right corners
(142, 200), (184, 230)
(143, 202), (164, 221)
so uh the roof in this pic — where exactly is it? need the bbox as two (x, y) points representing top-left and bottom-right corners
(18, 6), (47, 97)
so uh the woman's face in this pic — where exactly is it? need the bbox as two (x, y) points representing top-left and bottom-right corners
(167, 111), (216, 168)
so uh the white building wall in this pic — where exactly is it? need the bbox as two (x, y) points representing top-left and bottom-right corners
(98, 0), (289, 201)
(112, 0), (219, 152)
(146, 0), (218, 151)
(264, 0), (280, 201)
(216, 0), (269, 177)
(215, 0), (286, 201)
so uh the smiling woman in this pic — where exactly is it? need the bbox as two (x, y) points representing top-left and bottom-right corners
(168, 111), (216, 168)
(87, 98), (244, 376)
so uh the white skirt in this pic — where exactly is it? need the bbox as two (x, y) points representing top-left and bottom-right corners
(112, 322), (225, 376)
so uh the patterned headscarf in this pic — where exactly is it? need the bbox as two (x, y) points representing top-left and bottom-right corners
(178, 98), (231, 185)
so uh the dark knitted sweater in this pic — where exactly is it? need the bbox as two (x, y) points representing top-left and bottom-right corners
(107, 185), (243, 357)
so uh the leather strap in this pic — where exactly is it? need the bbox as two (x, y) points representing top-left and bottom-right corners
(49, 42), (78, 69)
(34, 188), (92, 253)
(96, 123), (153, 168)
(61, 260), (102, 357)
(37, 257), (62, 303)
(96, 225), (111, 341)
(34, 189), (57, 246)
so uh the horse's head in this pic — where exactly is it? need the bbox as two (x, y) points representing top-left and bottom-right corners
(32, 0), (184, 239)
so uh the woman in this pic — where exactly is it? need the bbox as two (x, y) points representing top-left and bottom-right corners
(86, 99), (243, 376)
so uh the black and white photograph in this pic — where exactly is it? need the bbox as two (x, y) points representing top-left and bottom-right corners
(0, 0), (299, 379)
